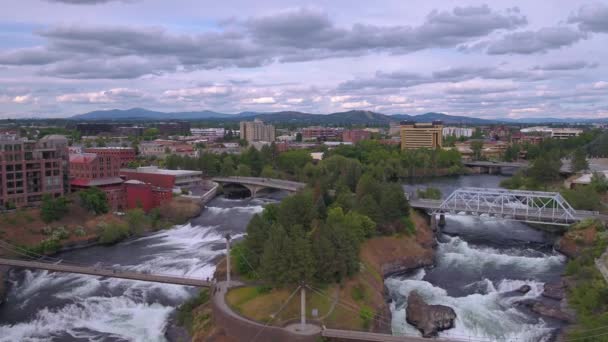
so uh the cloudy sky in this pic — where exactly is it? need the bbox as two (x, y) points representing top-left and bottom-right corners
(1, 0), (607, 119)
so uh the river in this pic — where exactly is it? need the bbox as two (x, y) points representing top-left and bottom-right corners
(0, 194), (283, 341)
(389, 175), (566, 341)
(0, 175), (566, 341)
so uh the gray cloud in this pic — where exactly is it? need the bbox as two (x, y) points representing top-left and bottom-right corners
(339, 66), (541, 91)
(569, 3), (608, 33)
(486, 27), (587, 54)
(44, 0), (132, 4)
(0, 47), (65, 65)
(0, 5), (527, 79)
(532, 60), (597, 71)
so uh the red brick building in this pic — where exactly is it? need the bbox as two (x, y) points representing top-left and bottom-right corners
(124, 180), (172, 212)
(342, 129), (371, 143)
(0, 134), (69, 209)
(84, 147), (136, 167)
(302, 127), (342, 140)
(69, 153), (125, 211)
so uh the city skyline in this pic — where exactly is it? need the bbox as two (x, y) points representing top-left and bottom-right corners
(1, 0), (607, 119)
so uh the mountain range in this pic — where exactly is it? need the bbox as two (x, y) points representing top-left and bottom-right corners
(70, 108), (503, 125)
(69, 108), (605, 125)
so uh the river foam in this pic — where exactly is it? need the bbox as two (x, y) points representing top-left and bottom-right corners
(387, 234), (564, 342)
(0, 223), (225, 341)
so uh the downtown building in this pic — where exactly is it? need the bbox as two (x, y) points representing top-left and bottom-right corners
(240, 119), (275, 143)
(0, 134), (69, 209)
(400, 121), (444, 149)
(84, 147), (136, 167)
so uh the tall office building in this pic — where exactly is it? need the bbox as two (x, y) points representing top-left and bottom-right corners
(0, 134), (69, 208)
(239, 119), (275, 143)
(400, 121), (444, 150)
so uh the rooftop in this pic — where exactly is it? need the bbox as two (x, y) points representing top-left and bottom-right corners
(121, 166), (202, 176)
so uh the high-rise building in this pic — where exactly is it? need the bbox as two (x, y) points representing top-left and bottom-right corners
(0, 134), (69, 208)
(240, 119), (275, 143)
(400, 121), (443, 149)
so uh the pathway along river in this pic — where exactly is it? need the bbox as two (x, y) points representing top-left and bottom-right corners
(0, 175), (565, 341)
(391, 175), (566, 341)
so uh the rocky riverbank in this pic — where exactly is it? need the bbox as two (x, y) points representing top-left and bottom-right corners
(359, 210), (436, 333)
(0, 266), (7, 306)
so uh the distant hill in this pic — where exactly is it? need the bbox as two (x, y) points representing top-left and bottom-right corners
(71, 108), (603, 125)
(392, 112), (501, 125)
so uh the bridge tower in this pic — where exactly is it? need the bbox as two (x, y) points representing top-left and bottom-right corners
(225, 233), (231, 285)
(300, 284), (306, 330)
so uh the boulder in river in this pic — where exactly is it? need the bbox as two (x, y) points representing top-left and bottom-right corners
(542, 281), (566, 300)
(520, 300), (573, 322)
(406, 291), (457, 337)
(517, 285), (532, 294)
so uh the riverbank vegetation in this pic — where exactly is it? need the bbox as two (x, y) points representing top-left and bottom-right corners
(0, 195), (202, 257)
(562, 219), (608, 341)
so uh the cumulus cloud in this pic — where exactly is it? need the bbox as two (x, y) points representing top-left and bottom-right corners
(56, 88), (144, 103)
(569, 3), (608, 33)
(486, 27), (587, 54)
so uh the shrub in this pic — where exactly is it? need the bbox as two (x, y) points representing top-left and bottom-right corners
(176, 289), (210, 331)
(416, 187), (442, 200)
(359, 306), (374, 330)
(73, 226), (87, 237)
(98, 222), (130, 244)
(351, 283), (367, 302)
(51, 226), (70, 240)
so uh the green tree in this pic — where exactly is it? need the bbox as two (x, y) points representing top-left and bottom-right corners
(143, 128), (160, 140)
(277, 150), (313, 175)
(528, 151), (562, 186)
(295, 132), (303, 142)
(471, 140), (484, 160)
(572, 148), (589, 172)
(590, 172), (608, 193)
(40, 195), (69, 223)
(220, 156), (236, 176)
(79, 187), (109, 215)
(260, 165), (277, 178)
(235, 164), (252, 177)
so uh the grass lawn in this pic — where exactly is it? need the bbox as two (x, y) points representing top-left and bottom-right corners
(226, 285), (336, 324)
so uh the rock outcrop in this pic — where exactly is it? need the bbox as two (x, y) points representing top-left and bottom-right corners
(519, 300), (573, 322)
(555, 226), (597, 258)
(406, 291), (457, 337)
(517, 285), (532, 294)
(543, 281), (566, 300)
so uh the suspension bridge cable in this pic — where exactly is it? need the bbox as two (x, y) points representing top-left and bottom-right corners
(250, 285), (301, 342)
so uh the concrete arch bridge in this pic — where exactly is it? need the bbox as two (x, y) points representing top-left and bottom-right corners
(211, 176), (306, 198)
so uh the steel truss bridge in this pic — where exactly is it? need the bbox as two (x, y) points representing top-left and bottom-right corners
(410, 187), (602, 226)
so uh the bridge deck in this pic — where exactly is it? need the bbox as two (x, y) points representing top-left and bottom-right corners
(321, 329), (462, 342)
(0, 258), (212, 287)
(410, 199), (600, 225)
(211, 176), (306, 191)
